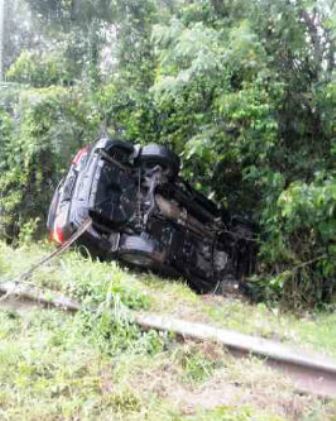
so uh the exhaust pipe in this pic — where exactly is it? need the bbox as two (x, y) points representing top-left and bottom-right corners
(155, 194), (213, 238)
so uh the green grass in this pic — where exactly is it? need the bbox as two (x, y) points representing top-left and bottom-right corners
(0, 241), (335, 420)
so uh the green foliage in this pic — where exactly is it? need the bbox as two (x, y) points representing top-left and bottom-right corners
(147, 0), (336, 306)
(177, 347), (217, 383)
(6, 51), (74, 87)
(256, 175), (336, 307)
(0, 109), (13, 172)
(0, 86), (101, 240)
(185, 406), (285, 421)
(18, 217), (41, 245)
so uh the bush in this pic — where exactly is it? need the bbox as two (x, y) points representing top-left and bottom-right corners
(254, 176), (336, 308)
(6, 51), (74, 88)
(0, 86), (101, 241)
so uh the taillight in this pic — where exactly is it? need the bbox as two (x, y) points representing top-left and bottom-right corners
(72, 146), (89, 166)
(50, 227), (65, 245)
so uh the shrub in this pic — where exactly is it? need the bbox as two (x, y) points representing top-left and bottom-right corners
(6, 50), (74, 88)
(0, 86), (101, 241)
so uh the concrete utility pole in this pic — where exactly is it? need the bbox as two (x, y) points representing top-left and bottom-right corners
(0, 0), (4, 81)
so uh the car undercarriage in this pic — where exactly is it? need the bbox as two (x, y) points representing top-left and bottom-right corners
(47, 138), (255, 293)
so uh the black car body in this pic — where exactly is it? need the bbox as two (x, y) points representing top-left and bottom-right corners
(47, 137), (255, 292)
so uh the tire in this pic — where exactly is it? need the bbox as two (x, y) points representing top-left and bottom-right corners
(105, 140), (135, 165)
(138, 144), (180, 179)
(118, 235), (165, 269)
(187, 275), (217, 294)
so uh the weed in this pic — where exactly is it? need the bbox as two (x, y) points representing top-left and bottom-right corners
(184, 406), (286, 421)
(109, 388), (142, 413)
(173, 345), (219, 384)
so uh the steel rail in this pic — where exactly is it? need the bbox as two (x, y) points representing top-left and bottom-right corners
(134, 312), (336, 398)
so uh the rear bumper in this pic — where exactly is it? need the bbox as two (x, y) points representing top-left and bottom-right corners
(47, 138), (136, 251)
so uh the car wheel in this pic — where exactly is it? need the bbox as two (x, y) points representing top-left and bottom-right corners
(138, 144), (180, 179)
(104, 140), (135, 165)
(118, 235), (165, 269)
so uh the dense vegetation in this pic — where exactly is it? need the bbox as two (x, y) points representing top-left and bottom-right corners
(0, 0), (335, 308)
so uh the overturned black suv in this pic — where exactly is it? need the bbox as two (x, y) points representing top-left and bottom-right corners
(47, 137), (255, 293)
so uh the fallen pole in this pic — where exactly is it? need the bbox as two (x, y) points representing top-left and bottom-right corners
(0, 281), (81, 312)
(135, 312), (336, 397)
(135, 312), (336, 375)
